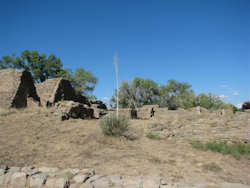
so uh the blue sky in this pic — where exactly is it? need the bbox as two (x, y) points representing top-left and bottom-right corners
(0, 0), (249, 106)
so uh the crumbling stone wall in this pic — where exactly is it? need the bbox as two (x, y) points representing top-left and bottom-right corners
(0, 69), (40, 109)
(36, 78), (78, 107)
(0, 166), (248, 188)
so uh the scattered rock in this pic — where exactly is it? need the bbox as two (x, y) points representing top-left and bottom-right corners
(122, 176), (143, 188)
(78, 183), (94, 188)
(72, 174), (89, 184)
(92, 107), (107, 119)
(8, 166), (21, 173)
(10, 172), (27, 188)
(90, 100), (107, 110)
(38, 166), (59, 173)
(69, 184), (79, 188)
(21, 166), (39, 176)
(44, 177), (69, 188)
(91, 176), (112, 188)
(107, 174), (122, 185)
(85, 174), (105, 184)
(0, 165), (8, 171)
(78, 168), (95, 176)
(143, 178), (160, 188)
(0, 169), (5, 176)
(55, 101), (94, 120)
(242, 101), (250, 111)
(29, 173), (47, 188)
(1, 166), (250, 188)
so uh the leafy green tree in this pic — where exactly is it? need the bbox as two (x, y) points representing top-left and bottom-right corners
(59, 68), (98, 96)
(0, 54), (17, 69)
(176, 92), (196, 109)
(132, 78), (160, 105)
(159, 80), (194, 109)
(111, 78), (238, 111)
(0, 50), (98, 97)
(111, 78), (160, 108)
(112, 82), (133, 108)
(195, 93), (227, 110)
(0, 50), (63, 83)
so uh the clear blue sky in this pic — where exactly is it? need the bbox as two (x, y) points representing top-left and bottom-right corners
(0, 0), (249, 106)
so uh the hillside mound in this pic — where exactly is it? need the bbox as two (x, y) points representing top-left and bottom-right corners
(0, 109), (249, 185)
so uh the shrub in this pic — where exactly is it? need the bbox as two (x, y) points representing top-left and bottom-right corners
(146, 132), (161, 140)
(191, 141), (250, 160)
(99, 114), (129, 136)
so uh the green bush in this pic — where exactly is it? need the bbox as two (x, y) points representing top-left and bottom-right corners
(99, 114), (129, 136)
(191, 141), (250, 160)
(146, 132), (161, 140)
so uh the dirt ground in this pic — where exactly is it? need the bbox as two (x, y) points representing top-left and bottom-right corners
(0, 107), (249, 185)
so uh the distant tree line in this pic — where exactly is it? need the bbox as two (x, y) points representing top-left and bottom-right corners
(111, 78), (238, 111)
(0, 50), (97, 97)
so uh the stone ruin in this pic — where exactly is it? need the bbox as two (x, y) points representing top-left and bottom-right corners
(0, 69), (108, 120)
(137, 105), (159, 119)
(1, 165), (248, 188)
(1, 68), (239, 121)
(110, 105), (159, 120)
(54, 101), (94, 120)
(191, 106), (208, 114)
(35, 78), (107, 120)
(0, 69), (40, 109)
(36, 78), (79, 107)
(242, 101), (250, 112)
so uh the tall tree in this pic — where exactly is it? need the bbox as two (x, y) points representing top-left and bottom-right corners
(159, 80), (194, 109)
(0, 50), (98, 97)
(0, 50), (63, 83)
(0, 54), (17, 69)
(195, 93), (227, 110)
(111, 78), (159, 108)
(58, 68), (98, 96)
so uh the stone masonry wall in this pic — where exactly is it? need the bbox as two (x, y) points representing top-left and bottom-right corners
(0, 166), (249, 188)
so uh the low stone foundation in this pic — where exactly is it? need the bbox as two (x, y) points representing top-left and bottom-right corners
(0, 166), (249, 188)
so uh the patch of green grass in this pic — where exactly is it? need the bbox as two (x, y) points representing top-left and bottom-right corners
(191, 140), (250, 160)
(146, 132), (161, 140)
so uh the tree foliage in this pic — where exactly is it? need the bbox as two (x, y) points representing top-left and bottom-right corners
(58, 68), (98, 96)
(111, 78), (237, 111)
(0, 50), (63, 82)
(0, 50), (98, 96)
(159, 80), (194, 109)
(111, 78), (159, 108)
(195, 93), (223, 110)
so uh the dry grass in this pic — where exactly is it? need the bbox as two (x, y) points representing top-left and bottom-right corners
(0, 108), (249, 184)
(202, 162), (222, 173)
(0, 108), (13, 117)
